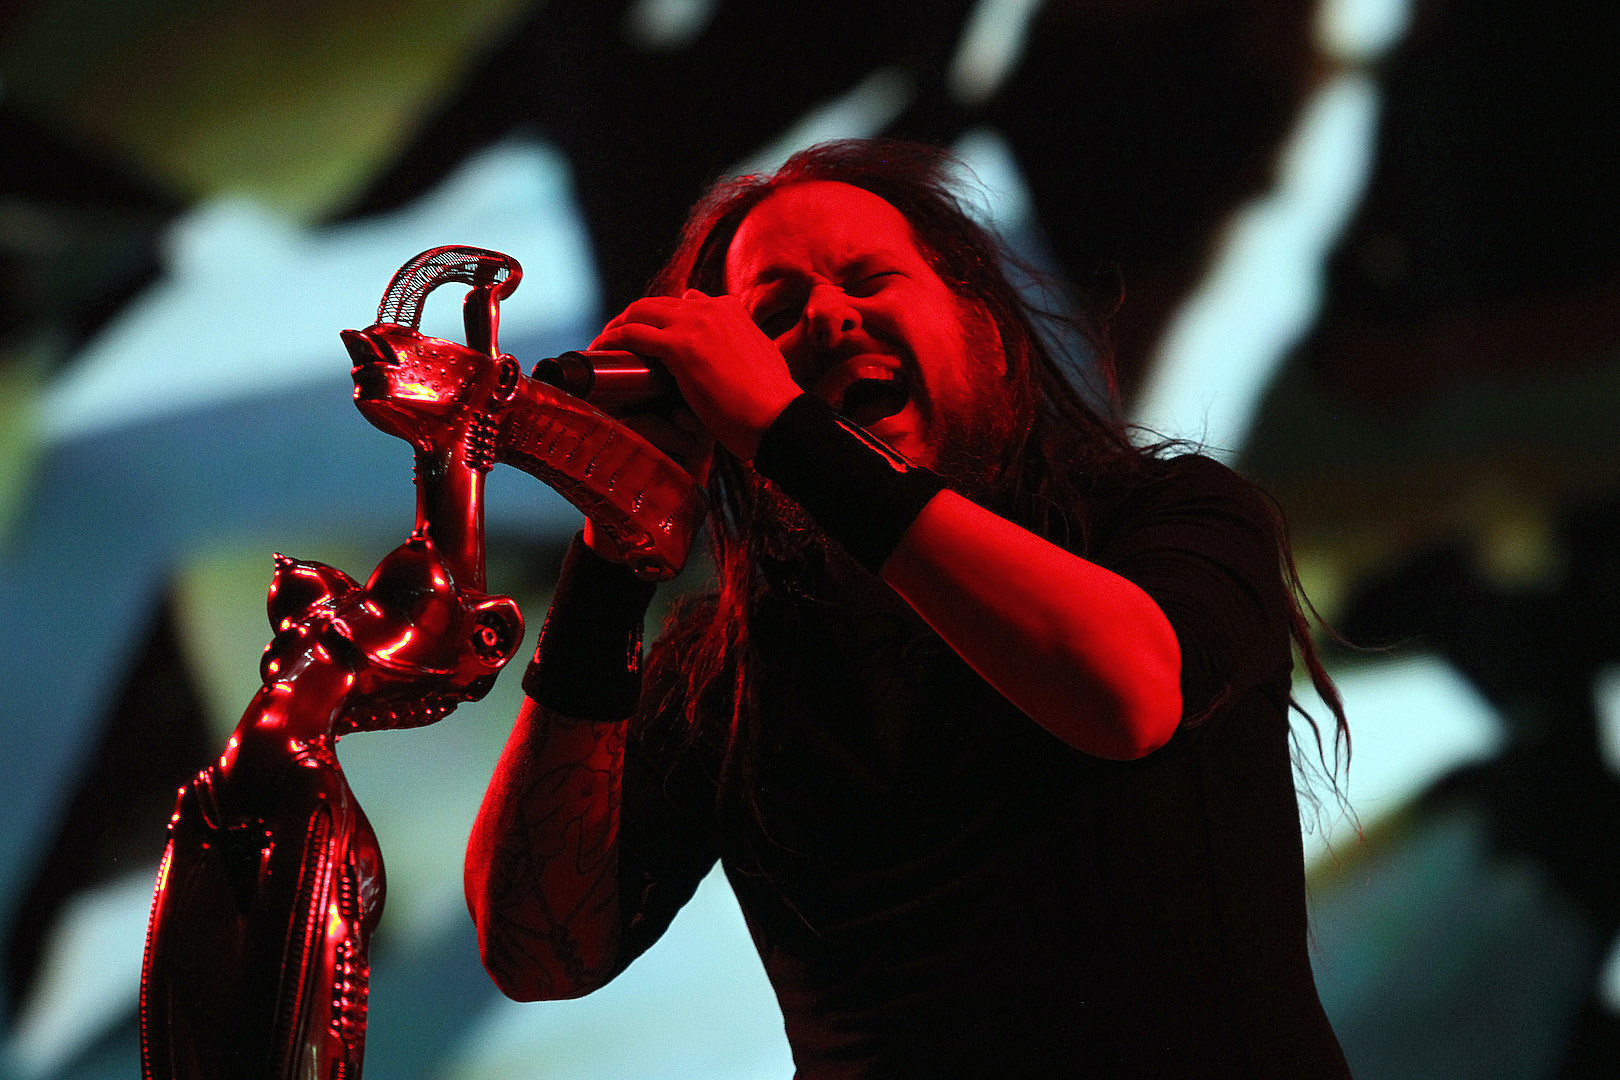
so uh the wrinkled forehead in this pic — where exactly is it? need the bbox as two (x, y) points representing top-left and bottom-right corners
(723, 180), (926, 292)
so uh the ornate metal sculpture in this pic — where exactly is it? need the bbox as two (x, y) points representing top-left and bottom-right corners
(139, 247), (705, 1079)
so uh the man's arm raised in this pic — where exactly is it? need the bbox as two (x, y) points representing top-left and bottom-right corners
(750, 395), (1182, 762)
(881, 489), (1181, 760)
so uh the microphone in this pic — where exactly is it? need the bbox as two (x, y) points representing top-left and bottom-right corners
(530, 350), (677, 411)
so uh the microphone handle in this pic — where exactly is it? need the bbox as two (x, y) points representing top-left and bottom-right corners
(531, 350), (676, 411)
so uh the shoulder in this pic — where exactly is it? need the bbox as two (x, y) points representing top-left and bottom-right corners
(1093, 454), (1298, 719)
(1143, 452), (1274, 509)
(1081, 452), (1280, 553)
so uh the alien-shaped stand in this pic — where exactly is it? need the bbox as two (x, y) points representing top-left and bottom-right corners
(139, 247), (705, 1080)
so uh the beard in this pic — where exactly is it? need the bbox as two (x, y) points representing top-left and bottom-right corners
(926, 358), (1020, 505)
(928, 295), (1022, 504)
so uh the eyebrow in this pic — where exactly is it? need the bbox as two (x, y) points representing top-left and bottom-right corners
(739, 249), (906, 291)
(744, 266), (797, 289)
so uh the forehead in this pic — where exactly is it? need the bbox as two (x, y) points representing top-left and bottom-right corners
(724, 180), (924, 290)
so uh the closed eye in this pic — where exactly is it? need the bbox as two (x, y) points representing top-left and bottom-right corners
(746, 281), (806, 338)
(758, 303), (801, 338)
(847, 271), (900, 297)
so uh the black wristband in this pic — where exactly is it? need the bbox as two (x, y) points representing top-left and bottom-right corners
(522, 533), (657, 721)
(752, 394), (947, 574)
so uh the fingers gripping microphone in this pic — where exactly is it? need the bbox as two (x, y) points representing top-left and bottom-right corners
(531, 350), (677, 411)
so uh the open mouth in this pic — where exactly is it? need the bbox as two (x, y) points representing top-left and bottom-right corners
(839, 374), (909, 427)
(344, 330), (395, 399)
(351, 363), (391, 399)
(816, 357), (911, 429)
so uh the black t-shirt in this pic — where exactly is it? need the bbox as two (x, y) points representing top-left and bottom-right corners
(613, 455), (1351, 1079)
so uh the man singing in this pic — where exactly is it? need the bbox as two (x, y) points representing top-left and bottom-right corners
(465, 139), (1352, 1078)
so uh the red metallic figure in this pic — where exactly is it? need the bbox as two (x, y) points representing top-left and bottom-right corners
(139, 247), (704, 1079)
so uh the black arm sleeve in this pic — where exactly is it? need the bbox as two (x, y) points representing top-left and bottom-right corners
(522, 533), (656, 721)
(1091, 456), (1294, 726)
(753, 393), (946, 574)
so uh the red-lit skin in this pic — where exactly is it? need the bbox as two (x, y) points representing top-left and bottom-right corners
(590, 181), (1181, 760)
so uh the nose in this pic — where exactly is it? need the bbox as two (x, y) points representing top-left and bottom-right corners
(800, 283), (859, 346)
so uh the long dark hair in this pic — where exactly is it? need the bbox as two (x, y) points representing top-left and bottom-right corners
(639, 138), (1349, 795)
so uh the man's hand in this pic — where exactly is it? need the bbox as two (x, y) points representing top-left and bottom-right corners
(590, 290), (801, 462)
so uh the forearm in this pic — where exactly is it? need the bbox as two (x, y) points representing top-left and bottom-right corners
(465, 698), (626, 1000)
(754, 395), (1181, 760)
(465, 533), (655, 999)
(882, 490), (1181, 759)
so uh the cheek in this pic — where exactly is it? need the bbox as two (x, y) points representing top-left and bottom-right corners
(883, 289), (960, 359)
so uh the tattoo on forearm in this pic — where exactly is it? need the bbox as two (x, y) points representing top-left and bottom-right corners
(479, 709), (626, 994)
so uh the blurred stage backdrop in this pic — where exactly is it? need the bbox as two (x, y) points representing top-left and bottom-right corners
(2, 0), (1619, 1077)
